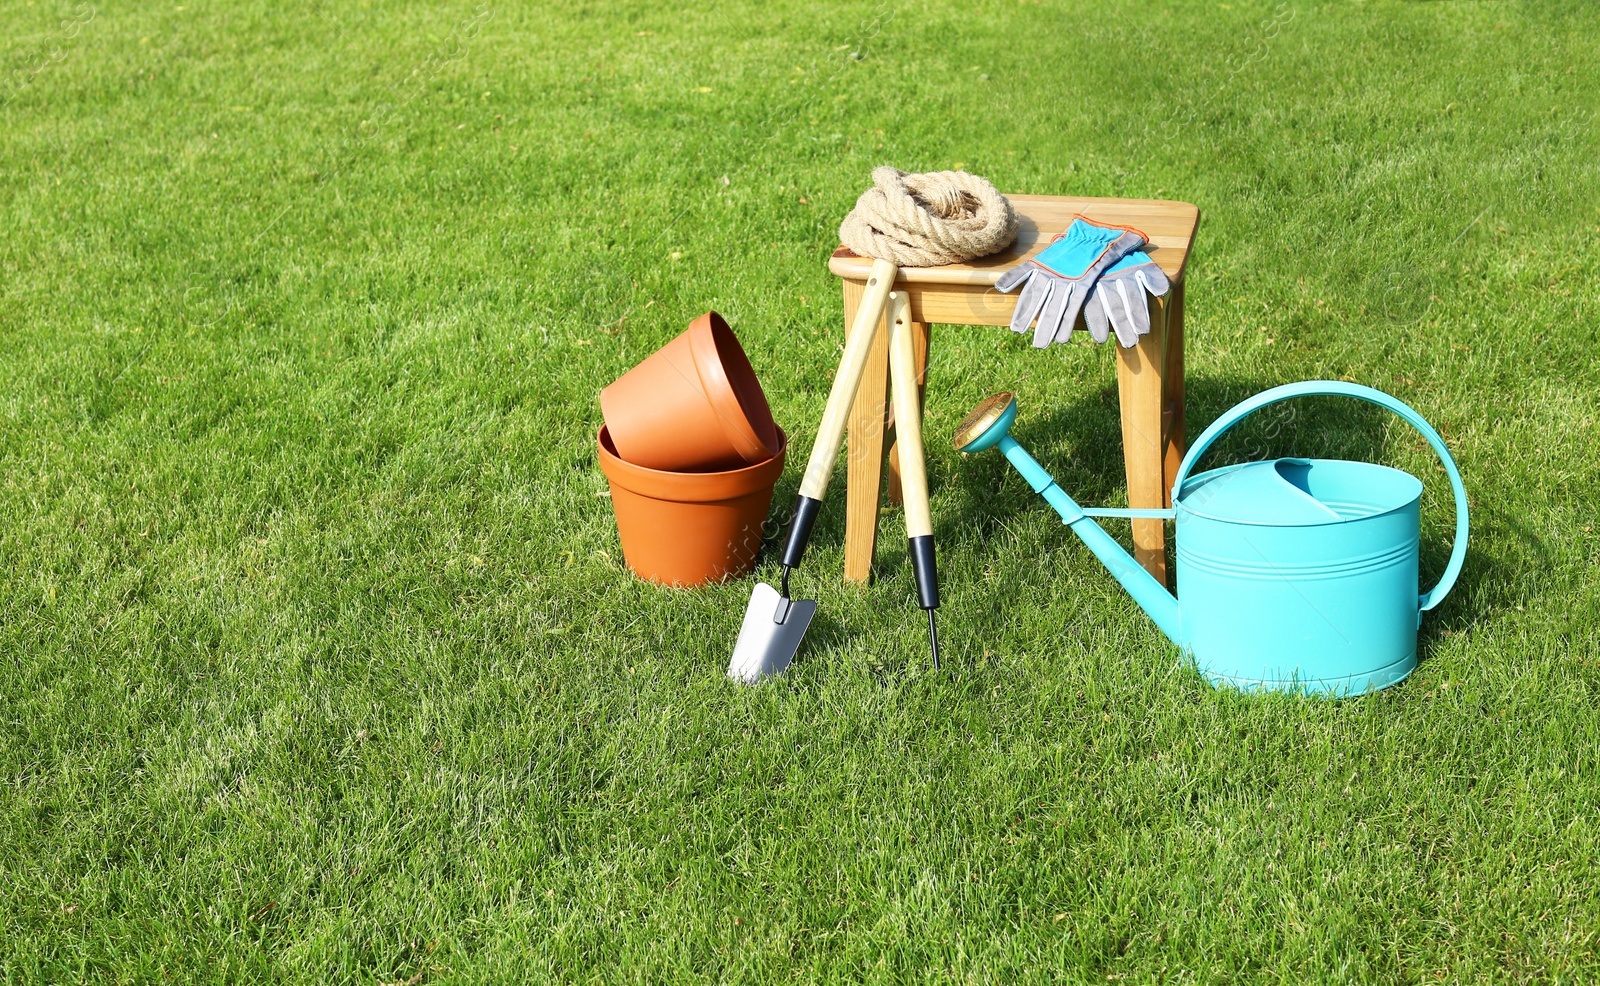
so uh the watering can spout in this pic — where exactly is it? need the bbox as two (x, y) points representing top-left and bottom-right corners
(951, 394), (1182, 646)
(1016, 439), (1183, 646)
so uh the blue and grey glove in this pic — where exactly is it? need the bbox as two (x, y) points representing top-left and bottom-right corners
(995, 217), (1147, 348)
(1083, 251), (1172, 348)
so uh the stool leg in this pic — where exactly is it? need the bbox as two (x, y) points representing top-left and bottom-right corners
(843, 278), (893, 584)
(887, 319), (931, 506)
(1115, 295), (1170, 585)
(1161, 280), (1187, 508)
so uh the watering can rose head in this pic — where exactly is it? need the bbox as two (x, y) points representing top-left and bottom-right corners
(952, 392), (1017, 454)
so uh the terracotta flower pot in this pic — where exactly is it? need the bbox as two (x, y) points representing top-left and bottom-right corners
(598, 425), (787, 586)
(599, 312), (779, 473)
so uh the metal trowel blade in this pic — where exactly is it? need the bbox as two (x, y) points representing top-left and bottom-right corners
(728, 581), (816, 684)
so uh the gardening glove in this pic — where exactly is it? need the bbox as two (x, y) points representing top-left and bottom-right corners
(1083, 250), (1172, 348)
(995, 217), (1146, 348)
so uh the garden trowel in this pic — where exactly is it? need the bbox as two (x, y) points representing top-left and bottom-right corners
(727, 258), (897, 684)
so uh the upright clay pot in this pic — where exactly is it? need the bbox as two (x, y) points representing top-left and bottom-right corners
(600, 312), (779, 473)
(598, 425), (787, 586)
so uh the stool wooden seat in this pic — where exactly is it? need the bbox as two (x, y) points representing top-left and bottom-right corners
(827, 194), (1200, 586)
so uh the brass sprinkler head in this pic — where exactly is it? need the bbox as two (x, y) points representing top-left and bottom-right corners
(952, 391), (1017, 453)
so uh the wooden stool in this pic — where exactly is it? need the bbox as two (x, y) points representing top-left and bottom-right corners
(828, 194), (1200, 586)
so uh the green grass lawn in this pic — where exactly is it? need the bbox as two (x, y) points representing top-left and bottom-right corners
(3, 0), (1599, 981)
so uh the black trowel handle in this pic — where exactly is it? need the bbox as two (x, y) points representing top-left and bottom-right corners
(779, 495), (822, 570)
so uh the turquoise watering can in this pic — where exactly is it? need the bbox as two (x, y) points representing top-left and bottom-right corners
(952, 382), (1469, 695)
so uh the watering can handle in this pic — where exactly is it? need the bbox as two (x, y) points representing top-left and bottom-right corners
(1172, 381), (1468, 612)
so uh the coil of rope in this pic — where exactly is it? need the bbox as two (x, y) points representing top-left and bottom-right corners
(838, 166), (1017, 268)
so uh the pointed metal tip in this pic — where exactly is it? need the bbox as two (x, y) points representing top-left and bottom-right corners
(928, 609), (940, 670)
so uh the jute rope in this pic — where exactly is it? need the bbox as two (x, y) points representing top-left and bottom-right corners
(838, 166), (1017, 268)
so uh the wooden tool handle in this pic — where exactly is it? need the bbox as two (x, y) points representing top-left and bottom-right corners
(798, 256), (898, 501)
(887, 290), (932, 539)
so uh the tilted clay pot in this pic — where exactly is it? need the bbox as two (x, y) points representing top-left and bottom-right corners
(599, 312), (778, 472)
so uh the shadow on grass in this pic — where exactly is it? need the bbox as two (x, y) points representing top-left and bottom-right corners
(1427, 502), (1560, 636)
